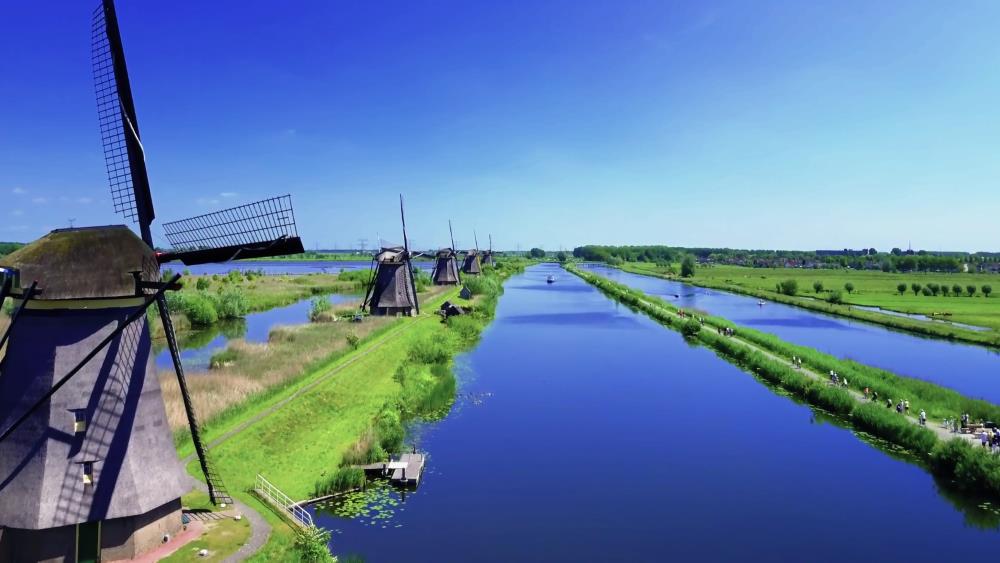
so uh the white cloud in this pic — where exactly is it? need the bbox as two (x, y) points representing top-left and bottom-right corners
(11, 187), (26, 195)
(9, 209), (23, 216)
(196, 197), (221, 206)
(220, 192), (238, 198)
(31, 197), (48, 204)
(76, 197), (94, 204)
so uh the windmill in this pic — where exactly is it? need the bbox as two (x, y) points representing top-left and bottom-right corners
(461, 230), (482, 275)
(362, 195), (420, 316)
(0, 2), (303, 560)
(481, 234), (496, 267)
(431, 220), (461, 286)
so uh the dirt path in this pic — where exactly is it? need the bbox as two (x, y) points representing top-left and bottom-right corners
(650, 299), (980, 446)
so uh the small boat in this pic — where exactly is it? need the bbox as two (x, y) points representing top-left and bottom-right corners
(547, 275), (556, 284)
(757, 300), (766, 306)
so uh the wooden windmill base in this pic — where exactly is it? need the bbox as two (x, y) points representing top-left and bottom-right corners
(0, 498), (183, 562)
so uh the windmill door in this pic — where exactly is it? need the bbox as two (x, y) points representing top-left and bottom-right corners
(76, 521), (101, 563)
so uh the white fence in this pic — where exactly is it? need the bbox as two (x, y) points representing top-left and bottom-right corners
(254, 473), (313, 528)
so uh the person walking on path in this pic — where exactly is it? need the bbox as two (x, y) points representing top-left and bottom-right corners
(904, 400), (910, 414)
(919, 409), (927, 426)
(981, 430), (989, 449)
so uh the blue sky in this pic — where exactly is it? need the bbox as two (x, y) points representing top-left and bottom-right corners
(3, 1), (1000, 251)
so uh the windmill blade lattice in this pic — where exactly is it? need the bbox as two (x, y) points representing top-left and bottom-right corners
(160, 195), (304, 264)
(92, 0), (154, 230)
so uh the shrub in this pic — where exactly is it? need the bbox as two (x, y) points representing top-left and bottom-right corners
(195, 277), (210, 291)
(777, 279), (798, 296)
(826, 290), (843, 304)
(309, 297), (333, 322)
(345, 332), (360, 349)
(844, 282), (854, 294)
(813, 281), (823, 293)
(921, 286), (933, 296)
(953, 283), (963, 296)
(984, 285), (993, 298)
(681, 255), (696, 277)
(681, 319), (702, 337)
(294, 526), (335, 563)
(167, 292), (218, 326)
(967, 285), (977, 297)
(212, 287), (248, 319)
(941, 285), (951, 296)
(414, 269), (432, 292)
(911, 283), (922, 296)
(897, 283), (907, 295)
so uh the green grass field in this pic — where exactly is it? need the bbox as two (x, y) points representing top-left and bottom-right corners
(621, 262), (1000, 344)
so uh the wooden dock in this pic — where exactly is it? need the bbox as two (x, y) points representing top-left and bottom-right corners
(358, 453), (426, 487)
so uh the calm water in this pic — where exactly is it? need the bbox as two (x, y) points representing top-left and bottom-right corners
(155, 293), (356, 371)
(171, 260), (433, 276)
(311, 264), (1000, 562)
(584, 264), (1000, 404)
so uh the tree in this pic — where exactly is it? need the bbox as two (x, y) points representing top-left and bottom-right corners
(778, 279), (798, 296)
(844, 282), (854, 294)
(813, 281), (824, 293)
(868, 248), (878, 255)
(827, 290), (843, 304)
(967, 285), (977, 297)
(921, 286), (933, 296)
(984, 285), (993, 298)
(529, 248), (545, 259)
(556, 251), (568, 263)
(953, 284), (963, 296)
(941, 285), (950, 296)
(681, 318), (702, 337)
(897, 283), (907, 295)
(891, 247), (903, 256)
(911, 283), (922, 296)
(927, 283), (939, 296)
(680, 255), (696, 278)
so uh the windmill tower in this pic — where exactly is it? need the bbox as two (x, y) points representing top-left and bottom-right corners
(481, 234), (496, 267)
(362, 195), (420, 316)
(0, 2), (304, 561)
(431, 220), (461, 286)
(461, 231), (482, 275)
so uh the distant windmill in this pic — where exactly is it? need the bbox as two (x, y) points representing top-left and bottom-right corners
(362, 195), (420, 316)
(431, 220), (461, 286)
(481, 234), (496, 267)
(0, 2), (304, 560)
(461, 230), (482, 275)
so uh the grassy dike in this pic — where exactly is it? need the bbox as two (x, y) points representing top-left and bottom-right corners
(566, 264), (1000, 501)
(618, 262), (1000, 349)
(188, 263), (523, 561)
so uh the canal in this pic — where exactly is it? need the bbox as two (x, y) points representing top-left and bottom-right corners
(312, 264), (1000, 561)
(584, 264), (1000, 404)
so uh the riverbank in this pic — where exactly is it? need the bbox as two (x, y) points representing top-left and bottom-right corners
(183, 263), (522, 561)
(615, 262), (1000, 349)
(152, 270), (363, 336)
(567, 263), (1000, 500)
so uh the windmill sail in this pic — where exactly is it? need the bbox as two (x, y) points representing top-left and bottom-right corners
(159, 195), (305, 265)
(92, 0), (154, 240)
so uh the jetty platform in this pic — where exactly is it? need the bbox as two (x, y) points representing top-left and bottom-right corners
(358, 453), (426, 487)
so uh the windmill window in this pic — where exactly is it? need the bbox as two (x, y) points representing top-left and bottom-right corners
(73, 410), (87, 433)
(82, 462), (94, 486)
